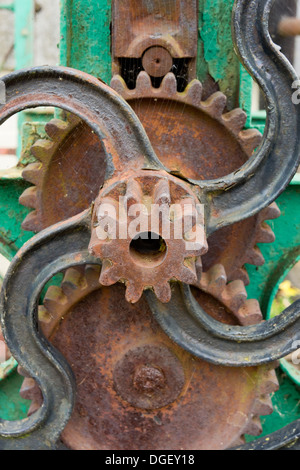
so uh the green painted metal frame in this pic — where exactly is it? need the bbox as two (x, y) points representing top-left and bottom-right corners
(0, 0), (299, 438)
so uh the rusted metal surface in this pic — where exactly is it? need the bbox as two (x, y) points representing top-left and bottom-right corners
(19, 264), (277, 450)
(20, 114), (107, 232)
(20, 72), (279, 285)
(111, 72), (262, 180)
(89, 170), (207, 303)
(0, 207), (299, 449)
(0, 0), (300, 450)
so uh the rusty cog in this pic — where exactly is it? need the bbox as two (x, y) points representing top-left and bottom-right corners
(19, 72), (280, 284)
(19, 264), (278, 450)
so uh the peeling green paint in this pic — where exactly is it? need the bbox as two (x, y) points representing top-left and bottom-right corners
(0, 371), (30, 421)
(60, 0), (112, 83)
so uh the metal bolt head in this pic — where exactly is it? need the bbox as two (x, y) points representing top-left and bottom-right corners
(133, 364), (166, 395)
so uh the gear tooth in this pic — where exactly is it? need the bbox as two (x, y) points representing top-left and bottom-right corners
(230, 436), (245, 448)
(200, 264), (227, 293)
(85, 265), (102, 288)
(21, 211), (42, 233)
(229, 267), (250, 286)
(136, 71), (153, 95)
(256, 223), (275, 244)
(180, 259), (198, 283)
(89, 235), (106, 259)
(161, 72), (177, 96)
(253, 395), (274, 416)
(100, 260), (120, 287)
(125, 178), (143, 207)
(0, 332), (11, 361)
(178, 197), (197, 226)
(153, 178), (171, 205)
(184, 224), (208, 256)
(61, 267), (87, 296)
(19, 186), (38, 210)
(153, 282), (172, 303)
(22, 162), (43, 186)
(260, 202), (281, 221)
(201, 91), (227, 117)
(110, 75), (128, 97)
(17, 365), (31, 378)
(243, 417), (263, 436)
(19, 378), (39, 401)
(38, 305), (52, 335)
(45, 118), (69, 140)
(0, 344), (11, 361)
(236, 299), (263, 326)
(239, 128), (262, 156)
(259, 369), (279, 395)
(65, 112), (81, 128)
(244, 246), (265, 266)
(222, 108), (247, 134)
(43, 286), (68, 314)
(31, 140), (53, 163)
(221, 280), (247, 313)
(184, 79), (203, 107)
(0, 327), (5, 344)
(27, 401), (42, 417)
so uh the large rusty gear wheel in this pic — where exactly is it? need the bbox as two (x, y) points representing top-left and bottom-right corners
(18, 264), (278, 450)
(19, 72), (280, 284)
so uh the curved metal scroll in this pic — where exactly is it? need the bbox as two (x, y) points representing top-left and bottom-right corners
(0, 0), (298, 239)
(0, 213), (299, 447)
(233, 419), (300, 450)
(0, 0), (299, 449)
(0, 210), (101, 449)
(199, 0), (300, 235)
(0, 67), (164, 179)
(147, 284), (300, 367)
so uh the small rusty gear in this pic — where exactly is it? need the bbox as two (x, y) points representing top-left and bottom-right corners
(89, 170), (207, 303)
(19, 72), (280, 285)
(19, 264), (278, 450)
